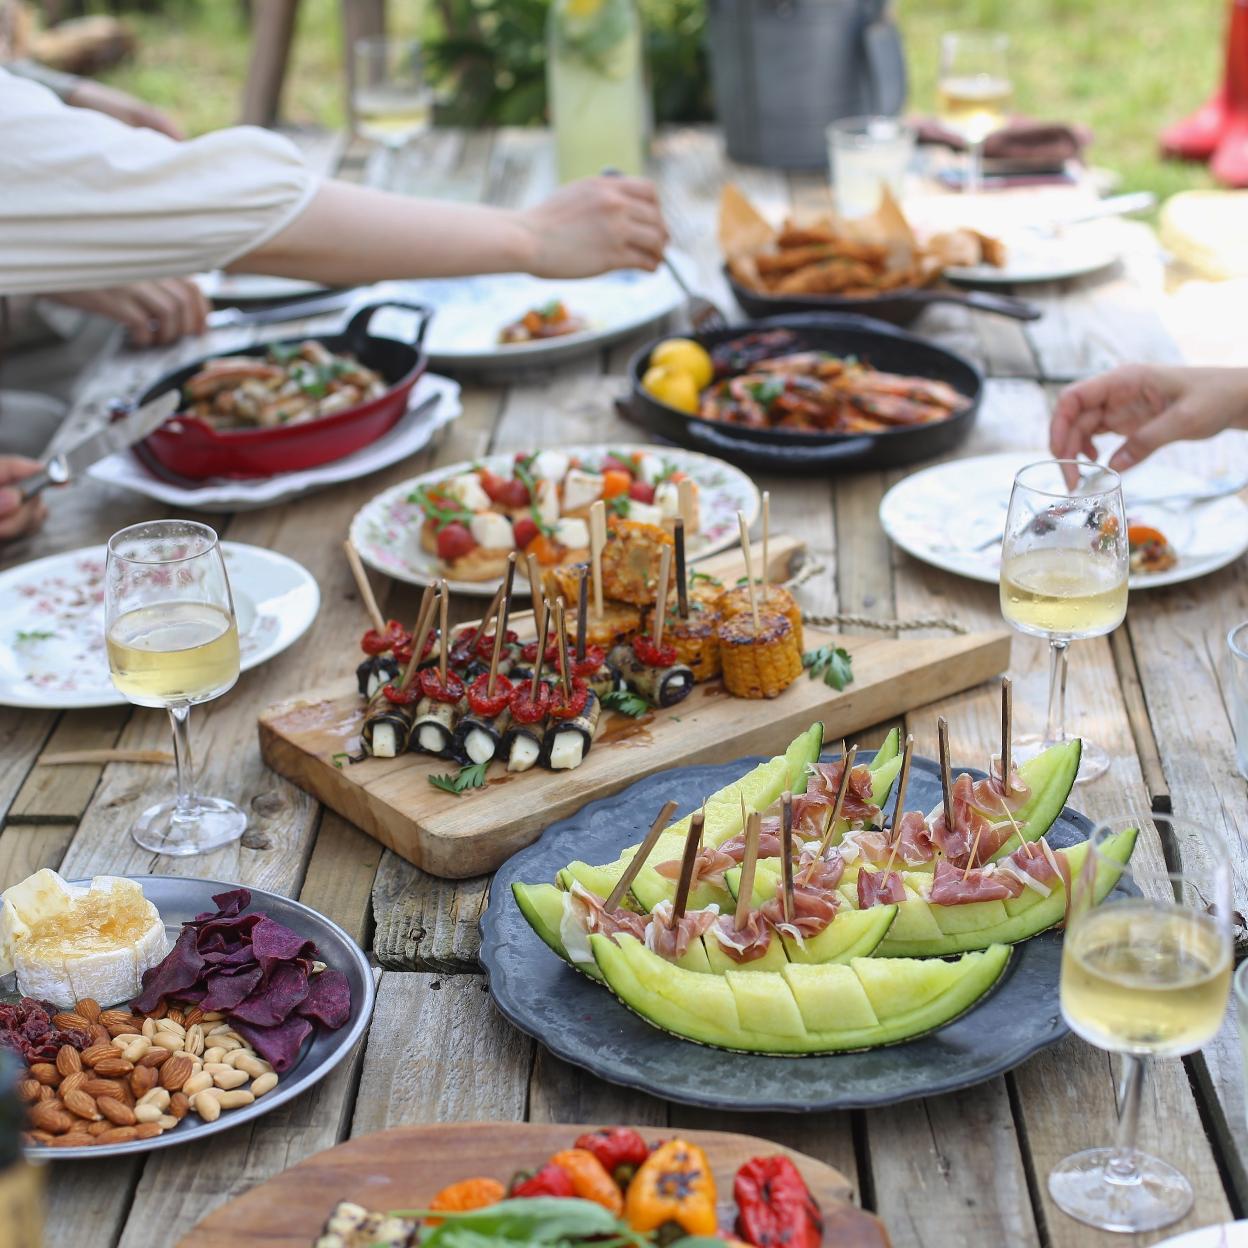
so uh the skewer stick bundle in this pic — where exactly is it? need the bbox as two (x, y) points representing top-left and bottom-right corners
(653, 545), (672, 651)
(761, 490), (770, 601)
(736, 510), (762, 634)
(343, 540), (386, 635)
(677, 478), (695, 533)
(937, 716), (954, 833)
(553, 598), (572, 697)
(1001, 677), (1013, 787)
(530, 596), (550, 699)
(589, 500), (607, 620)
(437, 579), (450, 684)
(576, 566), (589, 662)
(780, 790), (795, 925)
(605, 798), (677, 912)
(674, 519), (689, 620)
(397, 585), (438, 690)
(672, 809), (706, 924)
(804, 744), (859, 883)
(486, 554), (517, 698)
(880, 735), (913, 879)
(735, 811), (762, 929)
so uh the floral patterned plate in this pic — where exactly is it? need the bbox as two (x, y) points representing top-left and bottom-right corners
(0, 543), (320, 709)
(349, 443), (761, 596)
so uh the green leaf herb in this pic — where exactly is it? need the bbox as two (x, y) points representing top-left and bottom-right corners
(689, 569), (720, 586)
(803, 644), (855, 691)
(428, 760), (489, 796)
(601, 689), (651, 718)
(408, 484), (474, 532)
(266, 341), (301, 364)
(15, 629), (55, 642)
(607, 495), (631, 518)
(331, 752), (349, 770)
(747, 376), (786, 405)
(513, 454), (555, 537)
(395, 1198), (650, 1247)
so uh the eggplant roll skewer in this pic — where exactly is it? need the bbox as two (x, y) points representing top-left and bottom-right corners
(356, 654), (401, 700)
(542, 690), (601, 771)
(411, 695), (464, 757)
(361, 696), (416, 759)
(607, 642), (694, 708)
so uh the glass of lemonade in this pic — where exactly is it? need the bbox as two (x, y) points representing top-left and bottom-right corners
(353, 36), (433, 177)
(826, 116), (915, 218)
(105, 520), (245, 856)
(1000, 460), (1128, 783)
(937, 31), (1011, 195)
(1052, 812), (1232, 1232)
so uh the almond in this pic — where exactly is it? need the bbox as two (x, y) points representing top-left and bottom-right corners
(146, 1000), (168, 1021)
(29, 1063), (60, 1087)
(16, 1079), (41, 1105)
(98, 1009), (134, 1029)
(134, 1123), (163, 1139)
(55, 1045), (82, 1078)
(97, 1097), (136, 1127)
(183, 1007), (205, 1028)
(169, 1092), (190, 1121)
(129, 1067), (156, 1097)
(51, 1011), (90, 1031)
(58, 1071), (87, 1098)
(36, 1085), (55, 1102)
(97, 1126), (139, 1145)
(159, 1054), (194, 1091)
(29, 1102), (73, 1134)
(26, 1130), (54, 1145)
(89, 1025), (112, 1048)
(50, 1132), (94, 1148)
(92, 1056), (133, 1078)
(87, 1120), (111, 1137)
(79, 1043), (114, 1068)
(82, 1078), (124, 1099)
(74, 997), (102, 1023)
(139, 1048), (170, 1069)
(166, 1007), (185, 1026)
(62, 1089), (101, 1121)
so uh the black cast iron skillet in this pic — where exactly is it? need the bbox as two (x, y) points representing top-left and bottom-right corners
(623, 313), (983, 475)
(726, 266), (1040, 325)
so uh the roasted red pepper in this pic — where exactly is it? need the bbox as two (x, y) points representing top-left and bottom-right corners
(734, 1155), (822, 1248)
(467, 672), (513, 718)
(509, 1162), (575, 1199)
(632, 634), (678, 668)
(573, 1127), (650, 1188)
(418, 667), (465, 704)
(361, 619), (410, 656)
(381, 682), (418, 706)
(510, 682), (552, 724)
(548, 679), (589, 721)
(571, 644), (607, 679)
(521, 639), (561, 665)
(476, 628), (519, 660)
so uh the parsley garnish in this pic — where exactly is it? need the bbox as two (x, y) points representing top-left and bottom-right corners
(331, 752), (349, 769)
(747, 377), (787, 405)
(428, 761), (489, 795)
(408, 484), (473, 532)
(15, 629), (54, 642)
(601, 689), (651, 717)
(690, 570), (720, 586)
(513, 454), (555, 537)
(803, 645), (855, 691)
(267, 342), (300, 364)
(607, 495), (631, 518)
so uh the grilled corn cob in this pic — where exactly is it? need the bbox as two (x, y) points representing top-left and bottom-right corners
(718, 582), (804, 650)
(543, 561), (643, 647)
(600, 518), (674, 606)
(643, 605), (722, 682)
(718, 610), (802, 699)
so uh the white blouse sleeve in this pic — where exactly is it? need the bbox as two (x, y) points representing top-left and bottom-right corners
(0, 70), (320, 295)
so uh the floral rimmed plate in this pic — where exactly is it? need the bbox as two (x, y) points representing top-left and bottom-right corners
(348, 443), (762, 595)
(0, 543), (320, 709)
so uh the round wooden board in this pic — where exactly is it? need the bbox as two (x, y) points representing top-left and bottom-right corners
(180, 1121), (887, 1247)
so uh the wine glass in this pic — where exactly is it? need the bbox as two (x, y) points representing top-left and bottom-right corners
(1051, 812), (1232, 1232)
(999, 460), (1128, 783)
(937, 31), (1012, 195)
(352, 36), (433, 186)
(105, 520), (245, 856)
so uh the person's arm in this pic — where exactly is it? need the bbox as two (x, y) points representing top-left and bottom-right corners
(45, 278), (209, 346)
(6, 60), (183, 137)
(235, 175), (668, 283)
(1050, 364), (1248, 473)
(0, 458), (46, 542)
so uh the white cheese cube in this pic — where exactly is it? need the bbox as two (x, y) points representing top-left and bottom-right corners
(562, 468), (604, 512)
(625, 500), (663, 527)
(555, 517), (590, 550)
(636, 452), (665, 484)
(442, 472), (491, 512)
(532, 451), (570, 483)
(535, 478), (560, 529)
(469, 511), (514, 550)
(654, 481), (681, 519)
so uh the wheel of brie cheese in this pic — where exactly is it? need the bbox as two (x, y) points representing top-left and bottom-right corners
(0, 869), (168, 1008)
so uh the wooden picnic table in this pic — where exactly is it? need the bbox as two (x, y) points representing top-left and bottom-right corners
(7, 127), (1248, 1247)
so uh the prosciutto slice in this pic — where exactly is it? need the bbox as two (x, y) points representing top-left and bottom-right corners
(998, 839), (1071, 898)
(567, 883), (648, 941)
(795, 850), (846, 893)
(790, 791), (834, 839)
(930, 773), (1016, 867)
(645, 899), (718, 960)
(928, 859), (1024, 905)
(971, 755), (1031, 812)
(895, 810), (937, 866)
(856, 869), (906, 908)
(759, 883), (840, 942)
(653, 844), (737, 891)
(717, 826), (786, 863)
(809, 760), (879, 825)
(708, 909), (773, 963)
(838, 827), (893, 867)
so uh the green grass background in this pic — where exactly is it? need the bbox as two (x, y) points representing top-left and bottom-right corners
(100, 0), (1226, 200)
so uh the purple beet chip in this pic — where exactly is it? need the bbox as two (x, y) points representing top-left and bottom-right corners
(249, 915), (318, 973)
(297, 969), (352, 1030)
(132, 927), (206, 1014)
(230, 1014), (314, 1073)
(199, 966), (265, 1012)
(230, 962), (310, 1027)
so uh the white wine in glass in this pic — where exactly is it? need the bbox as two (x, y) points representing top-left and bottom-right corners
(1051, 812), (1232, 1232)
(353, 37), (433, 185)
(105, 520), (245, 856)
(999, 460), (1128, 783)
(938, 31), (1011, 194)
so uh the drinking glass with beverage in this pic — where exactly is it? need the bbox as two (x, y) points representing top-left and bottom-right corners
(105, 520), (245, 856)
(1000, 460), (1128, 783)
(826, 116), (915, 218)
(937, 31), (1011, 194)
(1227, 621), (1248, 778)
(1052, 812), (1232, 1232)
(353, 36), (433, 183)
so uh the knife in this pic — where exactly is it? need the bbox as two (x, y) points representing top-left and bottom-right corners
(18, 390), (181, 500)
(205, 288), (360, 330)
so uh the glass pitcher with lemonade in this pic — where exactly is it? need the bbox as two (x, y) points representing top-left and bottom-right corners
(548, 0), (646, 183)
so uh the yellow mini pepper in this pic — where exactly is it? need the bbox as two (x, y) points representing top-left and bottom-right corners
(624, 1138), (718, 1238)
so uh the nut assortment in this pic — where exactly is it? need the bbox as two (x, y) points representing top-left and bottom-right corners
(17, 997), (280, 1149)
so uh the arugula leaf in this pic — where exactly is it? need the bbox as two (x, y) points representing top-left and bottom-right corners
(15, 629), (54, 642)
(606, 495), (631, 518)
(513, 456), (555, 537)
(408, 484), (473, 531)
(331, 752), (349, 770)
(689, 569), (720, 587)
(401, 1198), (648, 1246)
(747, 376), (786, 405)
(266, 341), (300, 364)
(601, 689), (651, 718)
(803, 644), (855, 691)
(427, 761), (490, 796)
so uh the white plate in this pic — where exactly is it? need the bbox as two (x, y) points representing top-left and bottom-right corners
(879, 451), (1248, 590)
(379, 254), (692, 371)
(196, 272), (333, 303)
(350, 443), (762, 595)
(87, 373), (462, 512)
(0, 543), (320, 708)
(946, 222), (1120, 285)
(1151, 1222), (1248, 1248)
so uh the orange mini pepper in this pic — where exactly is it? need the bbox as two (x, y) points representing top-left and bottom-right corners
(602, 468), (632, 499)
(624, 1138), (718, 1237)
(549, 1148), (625, 1216)
(425, 1176), (505, 1225)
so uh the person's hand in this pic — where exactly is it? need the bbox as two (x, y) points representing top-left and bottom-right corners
(65, 79), (183, 140)
(48, 279), (209, 348)
(0, 457), (47, 542)
(1051, 364), (1248, 474)
(517, 176), (669, 278)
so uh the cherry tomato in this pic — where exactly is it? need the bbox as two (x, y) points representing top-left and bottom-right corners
(521, 640), (561, 664)
(361, 619), (409, 656)
(382, 682), (419, 706)
(628, 480), (656, 504)
(601, 454), (631, 475)
(510, 682), (552, 724)
(513, 516), (539, 549)
(436, 522), (476, 561)
(418, 666), (466, 703)
(632, 634), (678, 668)
(548, 679), (589, 720)
(572, 644), (606, 678)
(601, 468), (632, 499)
(468, 672), (514, 718)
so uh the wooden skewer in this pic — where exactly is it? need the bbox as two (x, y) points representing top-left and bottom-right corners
(761, 490), (770, 604)
(589, 500), (606, 621)
(963, 822), (987, 881)
(604, 798), (678, 911)
(880, 735), (914, 880)
(739, 789), (748, 838)
(553, 598), (572, 697)
(529, 596), (550, 700)
(343, 540), (386, 636)
(476, 579), (507, 644)
(653, 545), (672, 651)
(38, 749), (175, 767)
(804, 744), (859, 883)
(576, 566), (589, 663)
(525, 551), (544, 608)
(437, 579), (450, 685)
(674, 519), (689, 620)
(737, 510), (761, 634)
(397, 584), (438, 690)
(1001, 677), (1013, 789)
(677, 477), (695, 533)
(780, 790), (795, 925)
(672, 809), (706, 925)
(996, 794), (1025, 858)
(937, 716), (954, 833)
(735, 811), (762, 929)
(486, 554), (517, 698)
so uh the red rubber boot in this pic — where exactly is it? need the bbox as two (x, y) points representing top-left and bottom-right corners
(1212, 0), (1248, 184)
(1161, 0), (1248, 163)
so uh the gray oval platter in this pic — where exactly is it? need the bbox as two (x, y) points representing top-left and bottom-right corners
(481, 749), (1113, 1112)
(18, 876), (375, 1160)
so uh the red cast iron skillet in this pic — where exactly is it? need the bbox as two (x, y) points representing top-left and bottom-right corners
(135, 301), (432, 480)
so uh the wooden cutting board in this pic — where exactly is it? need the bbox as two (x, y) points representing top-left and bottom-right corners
(180, 1121), (889, 1247)
(258, 536), (1010, 878)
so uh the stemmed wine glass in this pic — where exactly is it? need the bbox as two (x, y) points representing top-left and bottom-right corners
(352, 36), (433, 187)
(937, 31), (1012, 195)
(1051, 812), (1232, 1232)
(105, 520), (245, 856)
(999, 460), (1129, 783)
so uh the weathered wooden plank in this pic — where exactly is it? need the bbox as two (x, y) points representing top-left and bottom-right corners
(351, 972), (532, 1133)
(300, 811), (384, 949)
(372, 858), (489, 972)
(0, 822), (77, 890)
(528, 1049), (669, 1129)
(835, 473), (895, 634)
(0, 710), (55, 827)
(9, 705), (129, 823)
